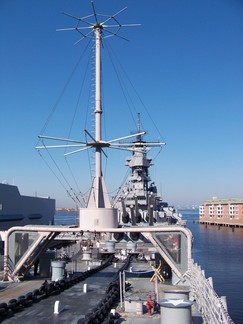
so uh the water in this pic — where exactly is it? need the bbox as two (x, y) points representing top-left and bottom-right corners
(54, 210), (243, 323)
(54, 210), (79, 226)
(182, 209), (243, 324)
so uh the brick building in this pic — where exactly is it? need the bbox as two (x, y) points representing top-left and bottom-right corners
(199, 198), (243, 226)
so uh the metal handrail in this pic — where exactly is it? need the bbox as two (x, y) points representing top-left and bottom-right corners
(188, 260), (234, 324)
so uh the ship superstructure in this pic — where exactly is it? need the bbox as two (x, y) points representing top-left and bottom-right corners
(115, 114), (181, 226)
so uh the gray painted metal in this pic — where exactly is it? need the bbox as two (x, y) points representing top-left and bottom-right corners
(164, 289), (190, 300)
(51, 260), (66, 281)
(160, 299), (193, 324)
(0, 183), (55, 231)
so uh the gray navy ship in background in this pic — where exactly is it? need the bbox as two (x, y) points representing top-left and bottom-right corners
(0, 183), (55, 249)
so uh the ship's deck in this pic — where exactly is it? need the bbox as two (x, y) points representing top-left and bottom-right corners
(0, 252), (202, 324)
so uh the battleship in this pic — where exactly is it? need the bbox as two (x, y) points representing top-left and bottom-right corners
(114, 114), (182, 228)
(0, 3), (234, 324)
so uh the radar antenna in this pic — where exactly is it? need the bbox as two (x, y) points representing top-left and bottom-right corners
(57, 1), (141, 44)
(36, 2), (145, 219)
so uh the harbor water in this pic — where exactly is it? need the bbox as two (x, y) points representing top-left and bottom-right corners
(183, 209), (243, 324)
(54, 209), (243, 323)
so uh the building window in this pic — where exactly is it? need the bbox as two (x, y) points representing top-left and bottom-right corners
(235, 210), (239, 219)
(229, 205), (234, 216)
(209, 205), (214, 216)
(217, 205), (222, 217)
(199, 206), (204, 216)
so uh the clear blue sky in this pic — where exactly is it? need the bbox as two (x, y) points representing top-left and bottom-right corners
(0, 0), (242, 208)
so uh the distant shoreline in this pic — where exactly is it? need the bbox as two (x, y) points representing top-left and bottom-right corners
(56, 207), (77, 212)
(56, 207), (199, 212)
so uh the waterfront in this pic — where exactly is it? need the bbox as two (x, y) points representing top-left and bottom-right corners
(183, 209), (243, 324)
(54, 209), (243, 323)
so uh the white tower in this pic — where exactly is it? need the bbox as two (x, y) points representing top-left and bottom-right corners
(37, 3), (141, 230)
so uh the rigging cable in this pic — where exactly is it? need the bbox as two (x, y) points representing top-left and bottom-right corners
(85, 42), (97, 181)
(103, 39), (137, 128)
(36, 39), (93, 205)
(103, 40), (166, 147)
(37, 144), (80, 205)
(37, 38), (92, 139)
(100, 38), (136, 187)
(64, 45), (93, 205)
